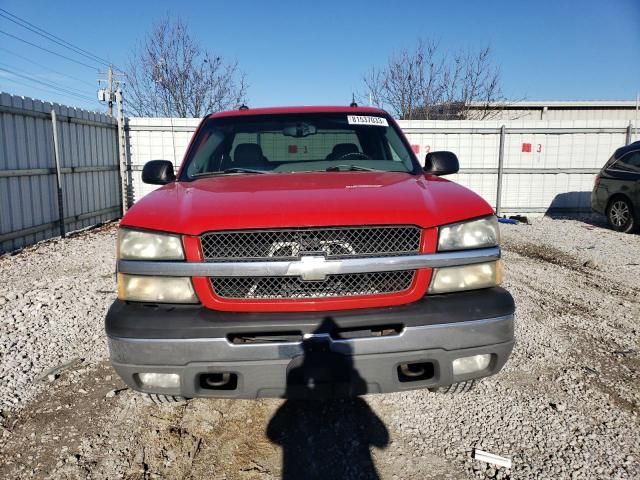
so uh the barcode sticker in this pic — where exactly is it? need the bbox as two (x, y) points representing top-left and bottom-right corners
(347, 115), (389, 127)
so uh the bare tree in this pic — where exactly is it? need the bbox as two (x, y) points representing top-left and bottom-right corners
(126, 16), (247, 117)
(362, 39), (503, 120)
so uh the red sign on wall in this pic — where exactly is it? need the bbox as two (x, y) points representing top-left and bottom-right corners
(288, 145), (298, 154)
(411, 144), (420, 154)
(522, 143), (532, 153)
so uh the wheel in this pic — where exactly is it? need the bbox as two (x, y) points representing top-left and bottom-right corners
(428, 380), (476, 394)
(144, 393), (190, 405)
(606, 197), (636, 233)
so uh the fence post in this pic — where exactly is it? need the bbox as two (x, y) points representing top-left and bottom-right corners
(50, 109), (65, 238)
(115, 89), (129, 214)
(495, 125), (506, 217)
(626, 123), (632, 145)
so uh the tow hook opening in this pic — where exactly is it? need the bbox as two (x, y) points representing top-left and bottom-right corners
(200, 372), (238, 391)
(397, 361), (435, 383)
(227, 332), (303, 344)
(333, 324), (403, 340)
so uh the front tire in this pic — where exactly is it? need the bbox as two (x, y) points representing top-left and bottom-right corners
(606, 197), (636, 233)
(429, 380), (476, 394)
(144, 393), (189, 405)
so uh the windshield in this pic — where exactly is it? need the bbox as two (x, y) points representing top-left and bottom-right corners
(181, 113), (418, 179)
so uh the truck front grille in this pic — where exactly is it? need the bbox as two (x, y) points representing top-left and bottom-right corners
(210, 270), (415, 299)
(200, 226), (421, 261)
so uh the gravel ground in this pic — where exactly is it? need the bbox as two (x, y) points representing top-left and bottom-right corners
(0, 217), (638, 479)
(0, 223), (117, 410)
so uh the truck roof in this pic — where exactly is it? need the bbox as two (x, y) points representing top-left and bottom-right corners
(207, 105), (388, 119)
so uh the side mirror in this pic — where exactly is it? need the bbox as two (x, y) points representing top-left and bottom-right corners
(424, 151), (459, 176)
(142, 160), (175, 185)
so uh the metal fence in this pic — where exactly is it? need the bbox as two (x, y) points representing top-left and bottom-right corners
(126, 117), (636, 215)
(3, 102), (636, 253)
(125, 117), (199, 202)
(399, 119), (635, 214)
(0, 93), (120, 253)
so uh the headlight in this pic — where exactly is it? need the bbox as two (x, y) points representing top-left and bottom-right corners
(438, 216), (499, 251)
(118, 229), (184, 260)
(428, 260), (502, 294)
(117, 273), (198, 303)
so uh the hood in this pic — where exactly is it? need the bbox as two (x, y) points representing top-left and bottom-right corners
(121, 172), (494, 235)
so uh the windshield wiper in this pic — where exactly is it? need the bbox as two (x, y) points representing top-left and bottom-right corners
(325, 165), (382, 172)
(191, 168), (269, 178)
(223, 168), (269, 174)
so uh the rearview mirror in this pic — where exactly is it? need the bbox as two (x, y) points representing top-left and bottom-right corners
(282, 122), (317, 137)
(142, 160), (175, 185)
(424, 151), (459, 176)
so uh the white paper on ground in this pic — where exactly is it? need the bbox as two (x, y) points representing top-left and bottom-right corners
(472, 449), (512, 469)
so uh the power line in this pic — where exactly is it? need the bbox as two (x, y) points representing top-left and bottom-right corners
(0, 76), (98, 108)
(0, 61), (95, 98)
(0, 7), (117, 70)
(0, 46), (97, 89)
(0, 66), (97, 102)
(0, 29), (100, 70)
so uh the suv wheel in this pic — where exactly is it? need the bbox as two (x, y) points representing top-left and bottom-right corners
(607, 197), (636, 233)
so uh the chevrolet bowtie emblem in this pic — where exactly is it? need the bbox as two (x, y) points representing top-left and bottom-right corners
(286, 255), (341, 281)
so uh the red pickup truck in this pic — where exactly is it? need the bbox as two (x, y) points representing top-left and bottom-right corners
(106, 106), (514, 403)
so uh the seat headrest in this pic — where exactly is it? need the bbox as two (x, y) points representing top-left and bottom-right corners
(234, 143), (266, 167)
(331, 143), (359, 157)
(326, 143), (359, 160)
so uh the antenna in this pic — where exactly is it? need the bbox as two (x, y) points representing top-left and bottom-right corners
(350, 93), (358, 108)
(635, 91), (638, 141)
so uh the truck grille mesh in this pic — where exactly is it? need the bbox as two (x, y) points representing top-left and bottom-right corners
(210, 271), (415, 299)
(200, 226), (421, 261)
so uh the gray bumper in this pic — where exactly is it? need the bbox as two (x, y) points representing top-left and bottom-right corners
(108, 314), (515, 399)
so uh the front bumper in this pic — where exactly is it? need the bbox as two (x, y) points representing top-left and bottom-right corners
(106, 288), (515, 398)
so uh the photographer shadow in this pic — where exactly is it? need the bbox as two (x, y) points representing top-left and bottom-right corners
(266, 318), (389, 480)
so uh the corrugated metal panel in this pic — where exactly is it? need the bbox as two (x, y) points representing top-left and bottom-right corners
(466, 101), (640, 121)
(469, 109), (639, 121)
(0, 92), (120, 253)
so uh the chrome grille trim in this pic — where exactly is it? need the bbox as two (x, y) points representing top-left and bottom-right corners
(200, 226), (421, 261)
(117, 246), (501, 277)
(210, 271), (415, 299)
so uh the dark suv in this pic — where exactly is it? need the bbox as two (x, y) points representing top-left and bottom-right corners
(592, 140), (640, 233)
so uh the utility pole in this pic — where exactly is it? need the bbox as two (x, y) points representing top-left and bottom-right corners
(98, 67), (129, 213)
(97, 65), (122, 117)
(106, 65), (114, 116)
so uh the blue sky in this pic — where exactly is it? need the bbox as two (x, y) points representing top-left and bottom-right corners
(0, 0), (638, 114)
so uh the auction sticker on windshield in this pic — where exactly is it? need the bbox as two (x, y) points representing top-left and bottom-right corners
(347, 115), (389, 127)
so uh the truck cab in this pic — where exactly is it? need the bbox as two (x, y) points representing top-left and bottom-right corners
(106, 106), (515, 402)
